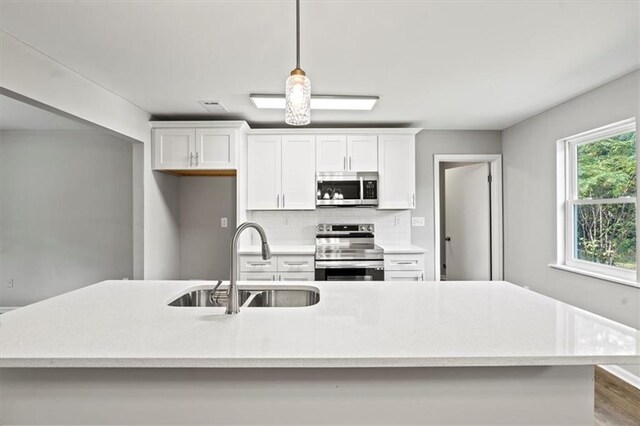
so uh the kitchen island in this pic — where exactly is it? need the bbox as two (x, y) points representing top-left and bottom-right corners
(1, 280), (638, 424)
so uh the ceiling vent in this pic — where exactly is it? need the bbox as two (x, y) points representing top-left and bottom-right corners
(199, 100), (228, 113)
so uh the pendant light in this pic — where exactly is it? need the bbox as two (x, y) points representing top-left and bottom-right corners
(285, 0), (311, 126)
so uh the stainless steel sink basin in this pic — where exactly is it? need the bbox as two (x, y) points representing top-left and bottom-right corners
(168, 286), (319, 308)
(246, 289), (319, 307)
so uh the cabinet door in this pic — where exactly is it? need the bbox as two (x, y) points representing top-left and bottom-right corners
(281, 135), (316, 210)
(195, 129), (235, 169)
(277, 272), (316, 281)
(239, 272), (276, 281)
(316, 135), (347, 172)
(278, 255), (315, 272)
(239, 255), (278, 272)
(347, 135), (378, 172)
(384, 270), (425, 281)
(153, 129), (195, 169)
(384, 254), (425, 271)
(247, 135), (282, 210)
(378, 135), (416, 209)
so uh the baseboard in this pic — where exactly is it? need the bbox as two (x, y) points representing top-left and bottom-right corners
(599, 364), (640, 390)
(0, 306), (19, 314)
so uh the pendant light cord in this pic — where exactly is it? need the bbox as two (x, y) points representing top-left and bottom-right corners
(296, 0), (300, 69)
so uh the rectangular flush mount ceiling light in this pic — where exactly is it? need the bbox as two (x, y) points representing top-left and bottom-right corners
(250, 94), (379, 110)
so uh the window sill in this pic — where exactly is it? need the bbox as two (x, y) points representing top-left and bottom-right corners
(549, 264), (639, 289)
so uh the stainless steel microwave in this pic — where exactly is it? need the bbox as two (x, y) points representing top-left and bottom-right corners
(316, 172), (378, 207)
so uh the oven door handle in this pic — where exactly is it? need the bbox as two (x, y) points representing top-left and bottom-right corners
(315, 260), (384, 269)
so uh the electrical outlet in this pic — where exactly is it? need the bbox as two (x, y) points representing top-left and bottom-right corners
(282, 217), (289, 227)
(412, 217), (426, 227)
(221, 217), (228, 228)
(394, 215), (401, 226)
(7, 278), (14, 288)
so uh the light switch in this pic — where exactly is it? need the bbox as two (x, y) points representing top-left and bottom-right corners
(221, 217), (228, 228)
(412, 217), (425, 227)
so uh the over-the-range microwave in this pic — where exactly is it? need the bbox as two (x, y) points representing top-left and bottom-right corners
(316, 172), (378, 207)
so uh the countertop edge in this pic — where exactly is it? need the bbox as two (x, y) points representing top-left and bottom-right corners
(2, 355), (638, 369)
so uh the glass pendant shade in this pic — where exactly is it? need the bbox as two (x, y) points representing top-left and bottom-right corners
(285, 69), (311, 126)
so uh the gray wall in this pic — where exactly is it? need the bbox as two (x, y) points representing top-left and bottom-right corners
(178, 176), (236, 280)
(412, 130), (503, 280)
(0, 130), (136, 307)
(502, 70), (640, 376)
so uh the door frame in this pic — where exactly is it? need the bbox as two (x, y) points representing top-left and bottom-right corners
(433, 154), (503, 281)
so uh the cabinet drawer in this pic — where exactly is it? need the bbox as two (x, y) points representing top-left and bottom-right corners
(239, 272), (276, 281)
(384, 254), (425, 271)
(384, 270), (425, 281)
(278, 255), (315, 272)
(239, 255), (277, 272)
(277, 272), (316, 281)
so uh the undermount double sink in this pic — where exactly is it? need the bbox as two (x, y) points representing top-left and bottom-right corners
(169, 286), (320, 308)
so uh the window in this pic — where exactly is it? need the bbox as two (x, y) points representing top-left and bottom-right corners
(560, 118), (637, 283)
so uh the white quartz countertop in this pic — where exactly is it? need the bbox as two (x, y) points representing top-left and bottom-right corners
(1, 280), (638, 368)
(237, 244), (426, 255)
(238, 245), (316, 255)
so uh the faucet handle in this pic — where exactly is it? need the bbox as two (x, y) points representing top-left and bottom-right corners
(209, 280), (223, 304)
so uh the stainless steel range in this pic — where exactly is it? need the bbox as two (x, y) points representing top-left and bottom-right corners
(315, 223), (385, 281)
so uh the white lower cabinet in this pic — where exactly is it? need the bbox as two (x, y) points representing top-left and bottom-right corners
(384, 270), (425, 281)
(384, 253), (425, 281)
(239, 254), (315, 281)
(277, 272), (315, 281)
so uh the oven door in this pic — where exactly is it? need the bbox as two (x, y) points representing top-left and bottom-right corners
(315, 260), (384, 281)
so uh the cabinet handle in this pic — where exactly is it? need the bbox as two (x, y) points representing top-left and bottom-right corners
(349, 156), (352, 170)
(248, 262), (268, 266)
(282, 194), (285, 208)
(396, 261), (416, 265)
(189, 152), (194, 167)
(343, 156), (346, 170)
(195, 151), (199, 166)
(421, 273), (424, 281)
(277, 194), (280, 208)
(285, 262), (306, 266)
(412, 193), (415, 207)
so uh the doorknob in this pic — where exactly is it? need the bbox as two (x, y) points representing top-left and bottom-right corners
(445, 236), (451, 241)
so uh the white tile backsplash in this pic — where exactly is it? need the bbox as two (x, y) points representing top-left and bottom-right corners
(248, 209), (411, 245)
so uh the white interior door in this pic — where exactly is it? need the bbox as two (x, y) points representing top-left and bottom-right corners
(444, 163), (491, 281)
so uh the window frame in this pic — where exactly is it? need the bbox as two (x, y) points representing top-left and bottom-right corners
(560, 118), (637, 283)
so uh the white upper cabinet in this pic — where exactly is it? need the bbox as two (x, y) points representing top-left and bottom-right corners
(152, 125), (239, 171)
(316, 135), (347, 172)
(153, 128), (195, 170)
(347, 135), (378, 172)
(247, 135), (282, 210)
(281, 135), (316, 210)
(195, 129), (235, 169)
(378, 134), (416, 209)
(316, 134), (378, 172)
(247, 135), (316, 210)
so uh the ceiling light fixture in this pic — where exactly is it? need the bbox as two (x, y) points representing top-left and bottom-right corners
(285, 0), (311, 126)
(251, 94), (379, 111)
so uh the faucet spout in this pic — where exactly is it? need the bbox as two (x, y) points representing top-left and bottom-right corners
(227, 222), (271, 314)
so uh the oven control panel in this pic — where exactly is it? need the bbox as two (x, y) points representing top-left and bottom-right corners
(316, 224), (374, 233)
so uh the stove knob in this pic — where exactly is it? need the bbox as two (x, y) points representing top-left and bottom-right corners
(367, 225), (373, 232)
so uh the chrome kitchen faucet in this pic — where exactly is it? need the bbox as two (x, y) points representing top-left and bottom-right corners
(227, 222), (271, 314)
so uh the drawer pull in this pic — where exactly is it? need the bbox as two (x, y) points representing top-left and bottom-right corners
(285, 262), (307, 266)
(396, 261), (417, 265)
(248, 262), (269, 266)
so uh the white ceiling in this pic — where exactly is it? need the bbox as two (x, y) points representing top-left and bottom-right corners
(1, 0), (638, 129)
(0, 94), (93, 130)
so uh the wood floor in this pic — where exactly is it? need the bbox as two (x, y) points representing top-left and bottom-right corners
(595, 366), (640, 425)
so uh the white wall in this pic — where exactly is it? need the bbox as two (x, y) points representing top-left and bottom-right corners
(502, 70), (640, 377)
(0, 130), (135, 307)
(411, 131), (503, 280)
(179, 177), (236, 280)
(0, 31), (181, 280)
